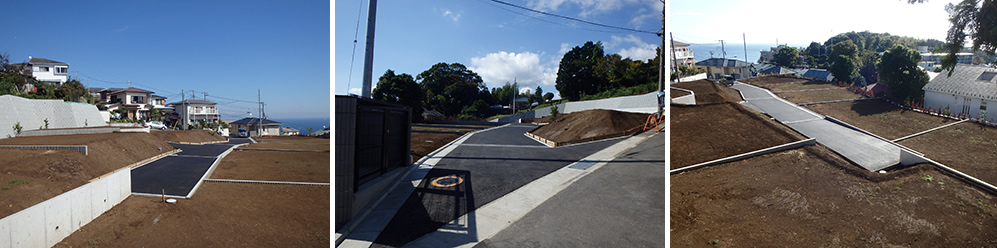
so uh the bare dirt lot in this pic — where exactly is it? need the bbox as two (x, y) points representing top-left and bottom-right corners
(672, 145), (997, 246)
(57, 182), (330, 247)
(670, 103), (803, 168)
(0, 132), (175, 218)
(411, 132), (462, 162)
(151, 130), (227, 143)
(899, 122), (997, 185)
(776, 88), (866, 104)
(671, 79), (744, 104)
(245, 136), (330, 151)
(766, 80), (839, 92)
(805, 99), (956, 140)
(741, 76), (809, 86)
(529, 109), (648, 144)
(211, 150), (329, 183)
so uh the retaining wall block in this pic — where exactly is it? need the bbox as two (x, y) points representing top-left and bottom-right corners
(0, 214), (10, 248)
(68, 184), (94, 231)
(9, 203), (44, 248)
(88, 177), (110, 218)
(43, 194), (72, 245)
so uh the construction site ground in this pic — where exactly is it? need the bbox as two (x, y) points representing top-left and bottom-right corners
(56, 135), (330, 247)
(671, 79), (743, 105)
(0, 130), (222, 219)
(528, 109), (648, 144)
(670, 103), (803, 169)
(672, 76), (997, 246)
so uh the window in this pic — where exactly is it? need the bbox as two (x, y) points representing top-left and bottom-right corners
(38, 66), (49, 72)
(55, 67), (67, 74)
(132, 96), (144, 104)
(982, 101), (988, 111)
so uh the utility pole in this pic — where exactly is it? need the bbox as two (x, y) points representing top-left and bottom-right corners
(182, 88), (188, 130)
(743, 33), (748, 64)
(360, 0), (378, 98)
(670, 33), (678, 83)
(720, 40), (726, 60)
(203, 92), (208, 101)
(258, 89), (263, 136)
(658, 1), (665, 92)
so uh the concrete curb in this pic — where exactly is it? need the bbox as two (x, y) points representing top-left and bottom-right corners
(235, 148), (330, 152)
(824, 115), (923, 157)
(204, 178), (330, 186)
(892, 119), (968, 142)
(670, 87), (696, 105)
(166, 139), (229, 145)
(185, 143), (250, 198)
(798, 97), (881, 106)
(670, 138), (817, 174)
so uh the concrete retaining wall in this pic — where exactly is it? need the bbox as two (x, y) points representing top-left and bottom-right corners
(18, 127), (120, 137)
(0, 95), (105, 139)
(495, 92), (658, 123)
(0, 168), (130, 248)
(0, 145), (87, 155)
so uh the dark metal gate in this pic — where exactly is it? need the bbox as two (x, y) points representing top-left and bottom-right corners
(354, 102), (411, 189)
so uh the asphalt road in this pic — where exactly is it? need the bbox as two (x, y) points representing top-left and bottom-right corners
(131, 137), (252, 197)
(369, 124), (624, 247)
(732, 82), (900, 171)
(475, 132), (668, 247)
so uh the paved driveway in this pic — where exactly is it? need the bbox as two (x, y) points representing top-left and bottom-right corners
(367, 124), (623, 247)
(131, 137), (253, 197)
(732, 82), (900, 171)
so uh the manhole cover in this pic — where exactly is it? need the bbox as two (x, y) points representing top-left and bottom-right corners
(431, 175), (464, 187)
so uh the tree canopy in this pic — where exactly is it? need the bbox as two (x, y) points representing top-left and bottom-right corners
(417, 62), (488, 117)
(830, 55), (857, 85)
(773, 47), (799, 67)
(878, 45), (929, 102)
(373, 69), (425, 121)
(556, 41), (607, 101)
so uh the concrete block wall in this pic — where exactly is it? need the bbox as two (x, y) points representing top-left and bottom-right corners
(0, 168), (130, 248)
(495, 92), (658, 123)
(0, 95), (105, 139)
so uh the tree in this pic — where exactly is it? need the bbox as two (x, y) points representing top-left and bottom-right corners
(491, 81), (518, 107)
(534, 86), (544, 104)
(830, 40), (859, 62)
(830, 55), (856, 84)
(878, 45), (929, 102)
(857, 51), (881, 86)
(59, 79), (90, 103)
(417, 62), (486, 117)
(543, 92), (554, 102)
(773, 47), (799, 67)
(373, 69), (425, 121)
(915, 0), (997, 74)
(556, 41), (607, 101)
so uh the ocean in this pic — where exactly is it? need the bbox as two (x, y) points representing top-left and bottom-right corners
(688, 43), (811, 64)
(272, 117), (330, 135)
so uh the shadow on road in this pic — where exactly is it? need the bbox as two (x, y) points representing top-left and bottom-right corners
(371, 169), (477, 248)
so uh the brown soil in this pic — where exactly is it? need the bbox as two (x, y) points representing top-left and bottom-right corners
(0, 133), (175, 218)
(528, 109), (649, 144)
(57, 182), (330, 247)
(766, 80), (839, 92)
(671, 88), (691, 97)
(411, 132), (463, 162)
(776, 88), (866, 104)
(671, 79), (743, 104)
(741, 76), (809, 86)
(245, 136), (330, 151)
(672, 145), (997, 246)
(805, 99), (955, 140)
(211, 150), (329, 183)
(899, 122), (997, 185)
(150, 130), (227, 143)
(670, 103), (803, 168)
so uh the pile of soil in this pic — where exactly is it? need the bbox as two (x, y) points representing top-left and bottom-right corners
(529, 109), (649, 144)
(0, 132), (174, 218)
(150, 130), (226, 143)
(671, 79), (743, 104)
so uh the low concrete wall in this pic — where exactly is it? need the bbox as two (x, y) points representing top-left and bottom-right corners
(0, 168), (130, 248)
(0, 145), (87, 155)
(670, 87), (696, 105)
(670, 138), (818, 174)
(495, 92), (658, 123)
(18, 127), (119, 137)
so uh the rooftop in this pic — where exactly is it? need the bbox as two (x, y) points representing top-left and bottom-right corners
(28, 57), (68, 66)
(923, 65), (997, 100)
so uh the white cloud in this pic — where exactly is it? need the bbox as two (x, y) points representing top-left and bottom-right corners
(442, 9), (461, 23)
(611, 35), (658, 61)
(469, 51), (558, 89)
(520, 87), (534, 95)
(559, 43), (573, 55)
(348, 88), (362, 95)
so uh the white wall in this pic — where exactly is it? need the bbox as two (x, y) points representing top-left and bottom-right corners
(31, 65), (67, 83)
(923, 90), (992, 119)
(0, 168), (130, 248)
(0, 95), (105, 139)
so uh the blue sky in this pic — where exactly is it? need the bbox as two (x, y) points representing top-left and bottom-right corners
(671, 0), (956, 46)
(0, 1), (330, 120)
(334, 0), (665, 99)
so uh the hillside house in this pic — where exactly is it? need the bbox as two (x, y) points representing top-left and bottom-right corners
(671, 41), (696, 68)
(695, 58), (752, 80)
(98, 87), (160, 119)
(920, 52), (973, 70)
(13, 57), (70, 84)
(923, 65), (997, 119)
(168, 100), (220, 127)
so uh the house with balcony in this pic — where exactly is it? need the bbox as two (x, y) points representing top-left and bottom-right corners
(14, 57), (70, 84)
(168, 100), (220, 127)
(97, 87), (161, 120)
(695, 58), (753, 80)
(671, 41), (696, 69)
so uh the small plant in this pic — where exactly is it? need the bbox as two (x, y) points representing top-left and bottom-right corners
(1, 187), (8, 190)
(9, 180), (29, 185)
(922, 175), (934, 182)
(895, 186), (902, 191)
(85, 119), (88, 127)
(12, 121), (22, 135)
(712, 239), (720, 244)
(43, 118), (49, 129)
(804, 167), (810, 170)
(549, 104), (559, 121)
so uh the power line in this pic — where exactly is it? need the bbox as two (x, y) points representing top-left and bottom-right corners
(473, 0), (631, 34)
(347, 0), (366, 92)
(487, 0), (660, 35)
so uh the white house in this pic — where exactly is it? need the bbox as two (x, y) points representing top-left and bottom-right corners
(20, 57), (69, 84)
(759, 45), (788, 63)
(919, 52), (974, 70)
(695, 58), (752, 80)
(98, 87), (160, 120)
(671, 41), (696, 68)
(168, 100), (220, 127)
(922, 65), (997, 119)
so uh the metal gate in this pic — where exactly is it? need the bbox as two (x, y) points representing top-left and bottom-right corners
(354, 104), (411, 188)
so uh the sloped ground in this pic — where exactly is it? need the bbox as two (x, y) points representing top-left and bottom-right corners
(670, 103), (803, 168)
(151, 129), (227, 143)
(0, 132), (175, 218)
(529, 109), (648, 144)
(671, 79), (743, 104)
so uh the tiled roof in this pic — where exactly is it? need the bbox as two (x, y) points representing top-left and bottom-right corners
(923, 65), (997, 100)
(695, 58), (751, 68)
(111, 87), (153, 94)
(28, 58), (68, 66)
(800, 69), (833, 80)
